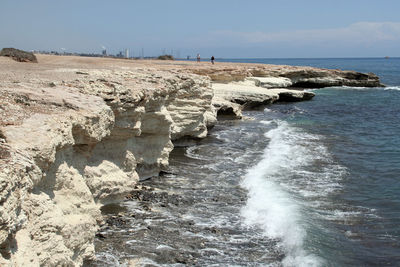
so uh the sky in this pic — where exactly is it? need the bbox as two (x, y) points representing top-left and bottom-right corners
(1, 0), (400, 58)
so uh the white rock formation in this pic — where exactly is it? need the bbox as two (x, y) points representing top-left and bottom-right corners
(0, 65), (216, 266)
(246, 77), (293, 88)
(212, 82), (314, 109)
(212, 96), (243, 119)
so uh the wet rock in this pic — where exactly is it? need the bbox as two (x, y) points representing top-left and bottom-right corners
(277, 91), (315, 102)
(126, 186), (192, 207)
(105, 215), (128, 227)
(95, 233), (106, 239)
(155, 249), (198, 265)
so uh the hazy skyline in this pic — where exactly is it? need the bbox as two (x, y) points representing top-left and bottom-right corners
(1, 0), (400, 58)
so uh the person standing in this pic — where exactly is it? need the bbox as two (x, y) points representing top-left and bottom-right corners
(197, 53), (200, 62)
(211, 56), (215, 64)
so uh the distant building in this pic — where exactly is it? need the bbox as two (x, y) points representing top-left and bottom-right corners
(102, 49), (107, 56)
(125, 49), (129, 58)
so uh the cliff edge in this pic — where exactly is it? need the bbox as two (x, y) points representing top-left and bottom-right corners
(0, 55), (383, 266)
(0, 55), (215, 266)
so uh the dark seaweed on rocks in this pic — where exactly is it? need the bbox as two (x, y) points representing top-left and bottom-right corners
(0, 48), (38, 63)
(125, 185), (193, 206)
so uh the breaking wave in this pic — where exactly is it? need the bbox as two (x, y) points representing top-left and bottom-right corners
(240, 121), (346, 266)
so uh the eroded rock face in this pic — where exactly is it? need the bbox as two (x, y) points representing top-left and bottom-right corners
(189, 64), (383, 88)
(247, 77), (293, 88)
(0, 61), (215, 266)
(281, 68), (382, 88)
(212, 97), (242, 119)
(212, 83), (315, 109)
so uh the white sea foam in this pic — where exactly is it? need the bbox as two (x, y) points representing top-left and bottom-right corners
(311, 85), (400, 91)
(260, 120), (273, 125)
(156, 244), (174, 250)
(383, 86), (400, 91)
(326, 85), (373, 90)
(126, 239), (138, 245)
(95, 252), (123, 266)
(185, 146), (209, 160)
(241, 121), (325, 267)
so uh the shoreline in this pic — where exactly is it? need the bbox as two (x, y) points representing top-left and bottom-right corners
(0, 54), (384, 266)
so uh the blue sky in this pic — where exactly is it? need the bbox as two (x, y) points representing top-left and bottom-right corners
(1, 0), (400, 58)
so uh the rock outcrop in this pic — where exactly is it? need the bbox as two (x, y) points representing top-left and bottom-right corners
(0, 57), (215, 266)
(0, 54), (383, 266)
(213, 81), (315, 110)
(190, 64), (384, 88)
(0, 48), (38, 63)
(247, 77), (293, 88)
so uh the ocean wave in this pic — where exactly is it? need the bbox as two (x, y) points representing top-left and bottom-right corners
(383, 86), (400, 91)
(260, 120), (273, 125)
(312, 85), (400, 91)
(240, 121), (326, 267)
(331, 86), (373, 90)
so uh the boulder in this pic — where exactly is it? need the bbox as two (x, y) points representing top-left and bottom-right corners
(0, 48), (38, 63)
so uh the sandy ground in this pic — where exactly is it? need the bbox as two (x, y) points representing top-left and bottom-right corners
(0, 53), (308, 86)
(0, 54), (268, 74)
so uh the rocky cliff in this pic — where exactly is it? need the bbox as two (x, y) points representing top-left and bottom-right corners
(0, 56), (215, 266)
(0, 55), (382, 266)
(190, 63), (384, 87)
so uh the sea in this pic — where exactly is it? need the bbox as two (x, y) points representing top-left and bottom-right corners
(93, 58), (400, 267)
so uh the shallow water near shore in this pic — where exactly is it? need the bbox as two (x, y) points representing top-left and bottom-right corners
(92, 58), (400, 266)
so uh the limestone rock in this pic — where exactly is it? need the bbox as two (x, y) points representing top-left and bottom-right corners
(278, 68), (383, 88)
(212, 83), (315, 109)
(212, 97), (242, 119)
(247, 77), (293, 88)
(0, 57), (217, 266)
(166, 76), (215, 140)
(185, 63), (383, 88)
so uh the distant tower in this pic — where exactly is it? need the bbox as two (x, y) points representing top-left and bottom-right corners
(125, 49), (129, 58)
(102, 49), (107, 56)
